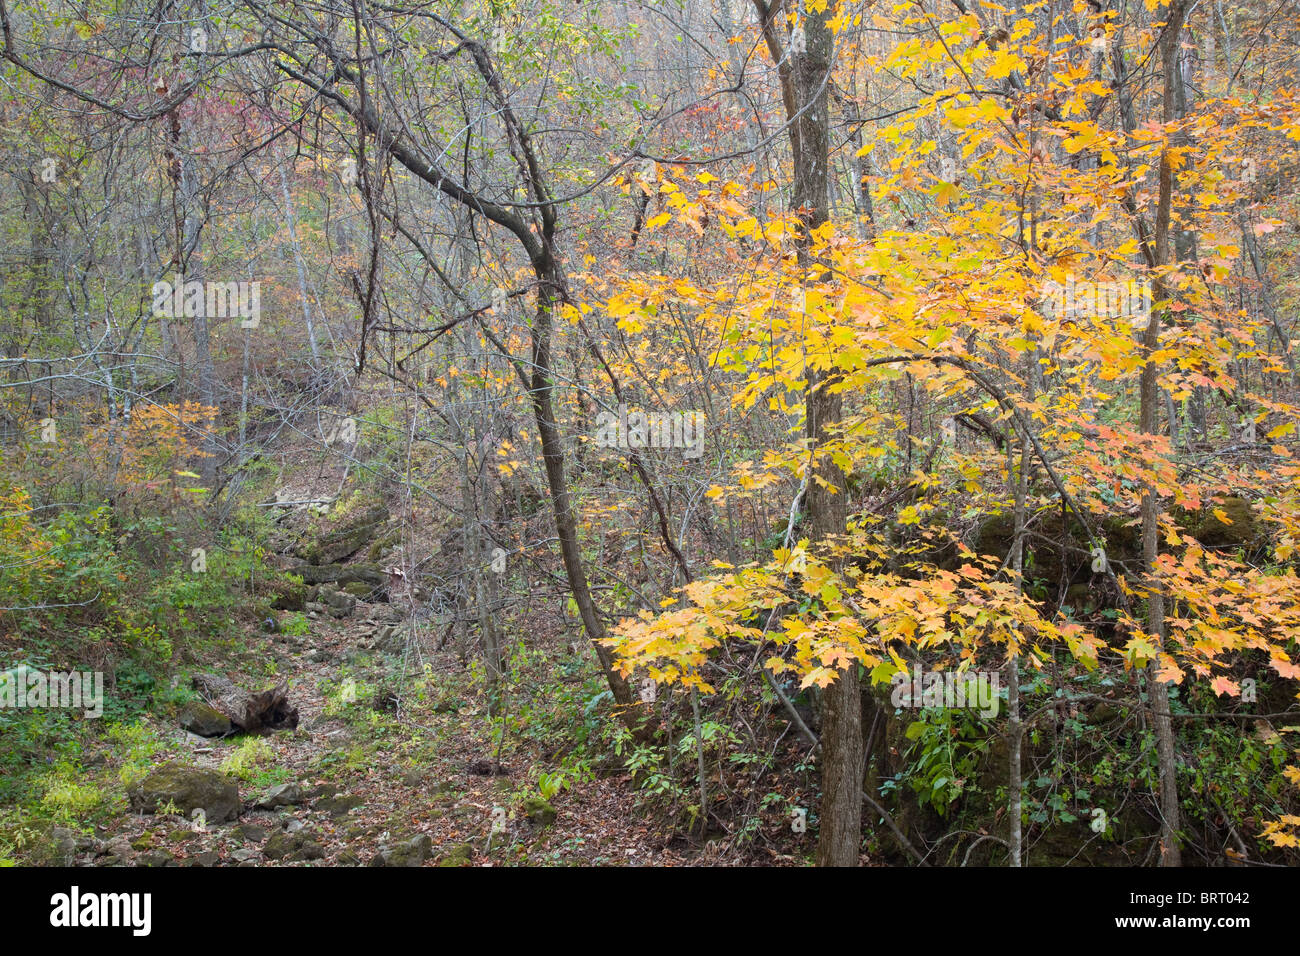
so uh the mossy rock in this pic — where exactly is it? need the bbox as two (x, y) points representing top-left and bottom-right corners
(317, 794), (364, 817)
(296, 499), (389, 565)
(289, 563), (387, 588)
(178, 701), (232, 738)
(522, 796), (557, 828)
(24, 825), (79, 866)
(367, 527), (402, 562)
(1187, 496), (1260, 549)
(342, 581), (373, 598)
(263, 829), (324, 861)
(368, 834), (432, 867)
(129, 762), (240, 823)
(437, 843), (475, 867)
(971, 508), (1140, 593)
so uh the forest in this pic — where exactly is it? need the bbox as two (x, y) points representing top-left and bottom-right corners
(0, 0), (1298, 882)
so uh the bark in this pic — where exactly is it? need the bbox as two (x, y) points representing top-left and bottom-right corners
(756, 0), (861, 866)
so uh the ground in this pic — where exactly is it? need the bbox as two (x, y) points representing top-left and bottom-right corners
(59, 599), (727, 867)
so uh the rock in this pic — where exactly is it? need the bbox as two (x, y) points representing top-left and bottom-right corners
(522, 796), (557, 827)
(369, 605), (404, 624)
(256, 783), (305, 810)
(296, 500), (390, 565)
(338, 849), (362, 866)
(437, 843), (474, 867)
(136, 850), (175, 867)
(194, 851), (220, 867)
(289, 562), (387, 588)
(367, 528), (401, 562)
(263, 829), (323, 861)
(231, 848), (260, 863)
(97, 835), (132, 864)
(368, 834), (432, 867)
(1191, 496), (1260, 549)
(178, 701), (233, 738)
(317, 794), (364, 818)
(318, 586), (357, 619)
(371, 624), (410, 654)
(400, 770), (425, 787)
(166, 829), (197, 844)
(289, 843), (325, 862)
(230, 823), (267, 843)
(46, 827), (78, 866)
(308, 783), (340, 800)
(130, 763), (240, 823)
(342, 581), (374, 598)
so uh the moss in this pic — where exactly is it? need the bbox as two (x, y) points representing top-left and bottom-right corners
(437, 843), (474, 867)
(522, 795), (557, 827)
(1188, 496), (1259, 549)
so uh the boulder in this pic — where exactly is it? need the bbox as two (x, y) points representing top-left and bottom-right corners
(130, 762), (240, 823)
(178, 701), (233, 738)
(43, 827), (78, 866)
(437, 843), (474, 867)
(317, 794), (364, 818)
(320, 587), (357, 619)
(1189, 495), (1261, 549)
(256, 783), (305, 810)
(371, 624), (409, 654)
(368, 834), (432, 867)
(263, 829), (324, 862)
(230, 823), (268, 843)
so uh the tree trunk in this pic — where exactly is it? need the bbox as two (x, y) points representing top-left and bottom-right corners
(763, 0), (863, 867)
(1142, 0), (1191, 868)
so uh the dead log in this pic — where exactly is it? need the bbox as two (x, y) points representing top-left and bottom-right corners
(191, 673), (299, 732)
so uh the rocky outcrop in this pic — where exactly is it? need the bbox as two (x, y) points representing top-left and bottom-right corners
(289, 562), (387, 589)
(295, 499), (389, 565)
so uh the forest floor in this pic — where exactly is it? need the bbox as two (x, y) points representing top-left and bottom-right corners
(61, 600), (735, 867)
